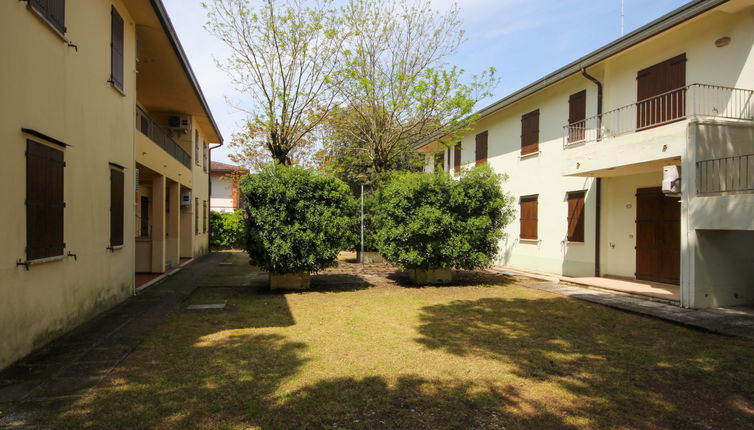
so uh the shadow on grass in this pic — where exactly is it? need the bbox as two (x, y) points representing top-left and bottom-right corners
(309, 273), (375, 292)
(414, 296), (754, 430)
(387, 269), (515, 288)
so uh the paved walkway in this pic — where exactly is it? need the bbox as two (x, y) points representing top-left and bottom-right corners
(493, 270), (754, 341)
(0, 252), (230, 428)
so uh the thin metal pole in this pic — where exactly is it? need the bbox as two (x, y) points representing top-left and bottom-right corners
(360, 183), (364, 266)
(620, 0), (625, 36)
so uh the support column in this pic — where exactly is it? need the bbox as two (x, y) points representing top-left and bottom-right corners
(180, 187), (193, 259)
(166, 180), (181, 269)
(151, 175), (166, 273)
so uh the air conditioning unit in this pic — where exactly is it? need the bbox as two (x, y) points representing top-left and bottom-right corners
(167, 115), (192, 132)
(181, 190), (192, 207)
(662, 165), (681, 196)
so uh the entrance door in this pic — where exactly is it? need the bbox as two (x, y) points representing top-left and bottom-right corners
(635, 187), (680, 285)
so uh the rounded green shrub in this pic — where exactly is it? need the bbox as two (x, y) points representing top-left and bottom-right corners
(372, 165), (514, 271)
(210, 209), (246, 249)
(240, 164), (358, 274)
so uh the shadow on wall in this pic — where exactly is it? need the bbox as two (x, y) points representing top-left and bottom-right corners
(414, 296), (754, 429)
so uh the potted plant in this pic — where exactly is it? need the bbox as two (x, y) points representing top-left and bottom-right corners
(240, 164), (358, 290)
(372, 166), (514, 285)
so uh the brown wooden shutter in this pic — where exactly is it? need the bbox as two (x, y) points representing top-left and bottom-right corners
(568, 91), (587, 143)
(110, 168), (125, 247)
(195, 130), (200, 166)
(566, 191), (585, 242)
(140, 196), (149, 238)
(521, 109), (540, 155)
(111, 7), (125, 91)
(30, 0), (66, 34)
(434, 152), (444, 172)
(475, 131), (488, 165)
(519, 195), (538, 240)
(26, 140), (65, 261)
(203, 200), (208, 233)
(195, 198), (199, 234)
(637, 54), (686, 129)
(453, 143), (461, 173)
(203, 142), (208, 171)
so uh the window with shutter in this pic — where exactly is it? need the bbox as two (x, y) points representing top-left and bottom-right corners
(110, 168), (125, 247)
(636, 54), (686, 129)
(434, 152), (444, 172)
(195, 198), (199, 235)
(566, 191), (585, 243)
(203, 142), (208, 172)
(26, 140), (65, 261)
(195, 130), (200, 166)
(475, 131), (488, 165)
(519, 195), (538, 240)
(453, 143), (461, 173)
(568, 91), (587, 143)
(29, 0), (66, 36)
(111, 7), (125, 92)
(203, 200), (208, 233)
(521, 110), (540, 155)
(140, 196), (150, 238)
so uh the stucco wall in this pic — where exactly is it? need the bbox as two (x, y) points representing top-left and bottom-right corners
(210, 174), (235, 213)
(0, 0), (137, 369)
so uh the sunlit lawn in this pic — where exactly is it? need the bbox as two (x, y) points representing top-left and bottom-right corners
(46, 254), (754, 429)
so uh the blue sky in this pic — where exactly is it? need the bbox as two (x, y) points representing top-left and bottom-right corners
(163, 0), (690, 164)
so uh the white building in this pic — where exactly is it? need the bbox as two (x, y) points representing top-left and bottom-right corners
(210, 161), (246, 213)
(419, 0), (754, 309)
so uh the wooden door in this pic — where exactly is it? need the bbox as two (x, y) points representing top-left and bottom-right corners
(635, 187), (680, 285)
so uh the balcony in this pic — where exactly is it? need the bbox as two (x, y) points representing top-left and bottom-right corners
(697, 153), (754, 195)
(563, 83), (754, 147)
(135, 106), (192, 168)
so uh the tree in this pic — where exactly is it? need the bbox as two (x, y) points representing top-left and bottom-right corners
(372, 166), (514, 272)
(204, 0), (347, 166)
(330, 0), (498, 174)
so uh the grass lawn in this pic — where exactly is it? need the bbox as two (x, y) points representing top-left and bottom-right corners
(44, 253), (754, 429)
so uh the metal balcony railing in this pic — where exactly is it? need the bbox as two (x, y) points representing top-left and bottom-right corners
(564, 83), (754, 147)
(697, 153), (754, 195)
(135, 106), (192, 168)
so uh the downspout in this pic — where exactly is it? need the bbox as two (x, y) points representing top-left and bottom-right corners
(581, 68), (603, 277)
(208, 141), (223, 253)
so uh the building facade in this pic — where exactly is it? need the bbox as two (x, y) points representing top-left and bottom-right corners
(210, 161), (247, 213)
(0, 0), (222, 370)
(420, 0), (754, 309)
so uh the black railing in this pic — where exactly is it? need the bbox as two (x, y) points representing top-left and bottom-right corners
(697, 153), (754, 195)
(135, 106), (192, 168)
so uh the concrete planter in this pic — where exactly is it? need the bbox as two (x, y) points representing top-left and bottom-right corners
(356, 251), (385, 264)
(409, 268), (453, 285)
(269, 272), (311, 290)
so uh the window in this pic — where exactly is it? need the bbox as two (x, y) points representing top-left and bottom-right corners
(29, 0), (66, 36)
(519, 195), (538, 240)
(203, 200), (208, 233)
(453, 143), (461, 173)
(26, 140), (65, 261)
(433, 152), (444, 172)
(195, 130), (200, 166)
(636, 53), (686, 129)
(475, 131), (488, 165)
(568, 90), (587, 143)
(203, 141), (208, 172)
(110, 6), (125, 92)
(566, 191), (586, 243)
(110, 167), (125, 247)
(195, 197), (199, 235)
(521, 109), (540, 155)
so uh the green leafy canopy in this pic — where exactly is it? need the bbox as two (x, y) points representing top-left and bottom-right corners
(372, 165), (515, 271)
(241, 164), (358, 274)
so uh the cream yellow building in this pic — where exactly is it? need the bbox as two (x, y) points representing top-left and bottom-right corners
(0, 0), (222, 370)
(420, 0), (754, 309)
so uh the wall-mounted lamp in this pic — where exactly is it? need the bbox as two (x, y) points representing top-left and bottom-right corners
(715, 37), (731, 48)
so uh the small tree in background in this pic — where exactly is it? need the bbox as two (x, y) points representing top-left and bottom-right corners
(372, 166), (514, 283)
(240, 164), (357, 287)
(209, 210), (246, 249)
(204, 0), (347, 167)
